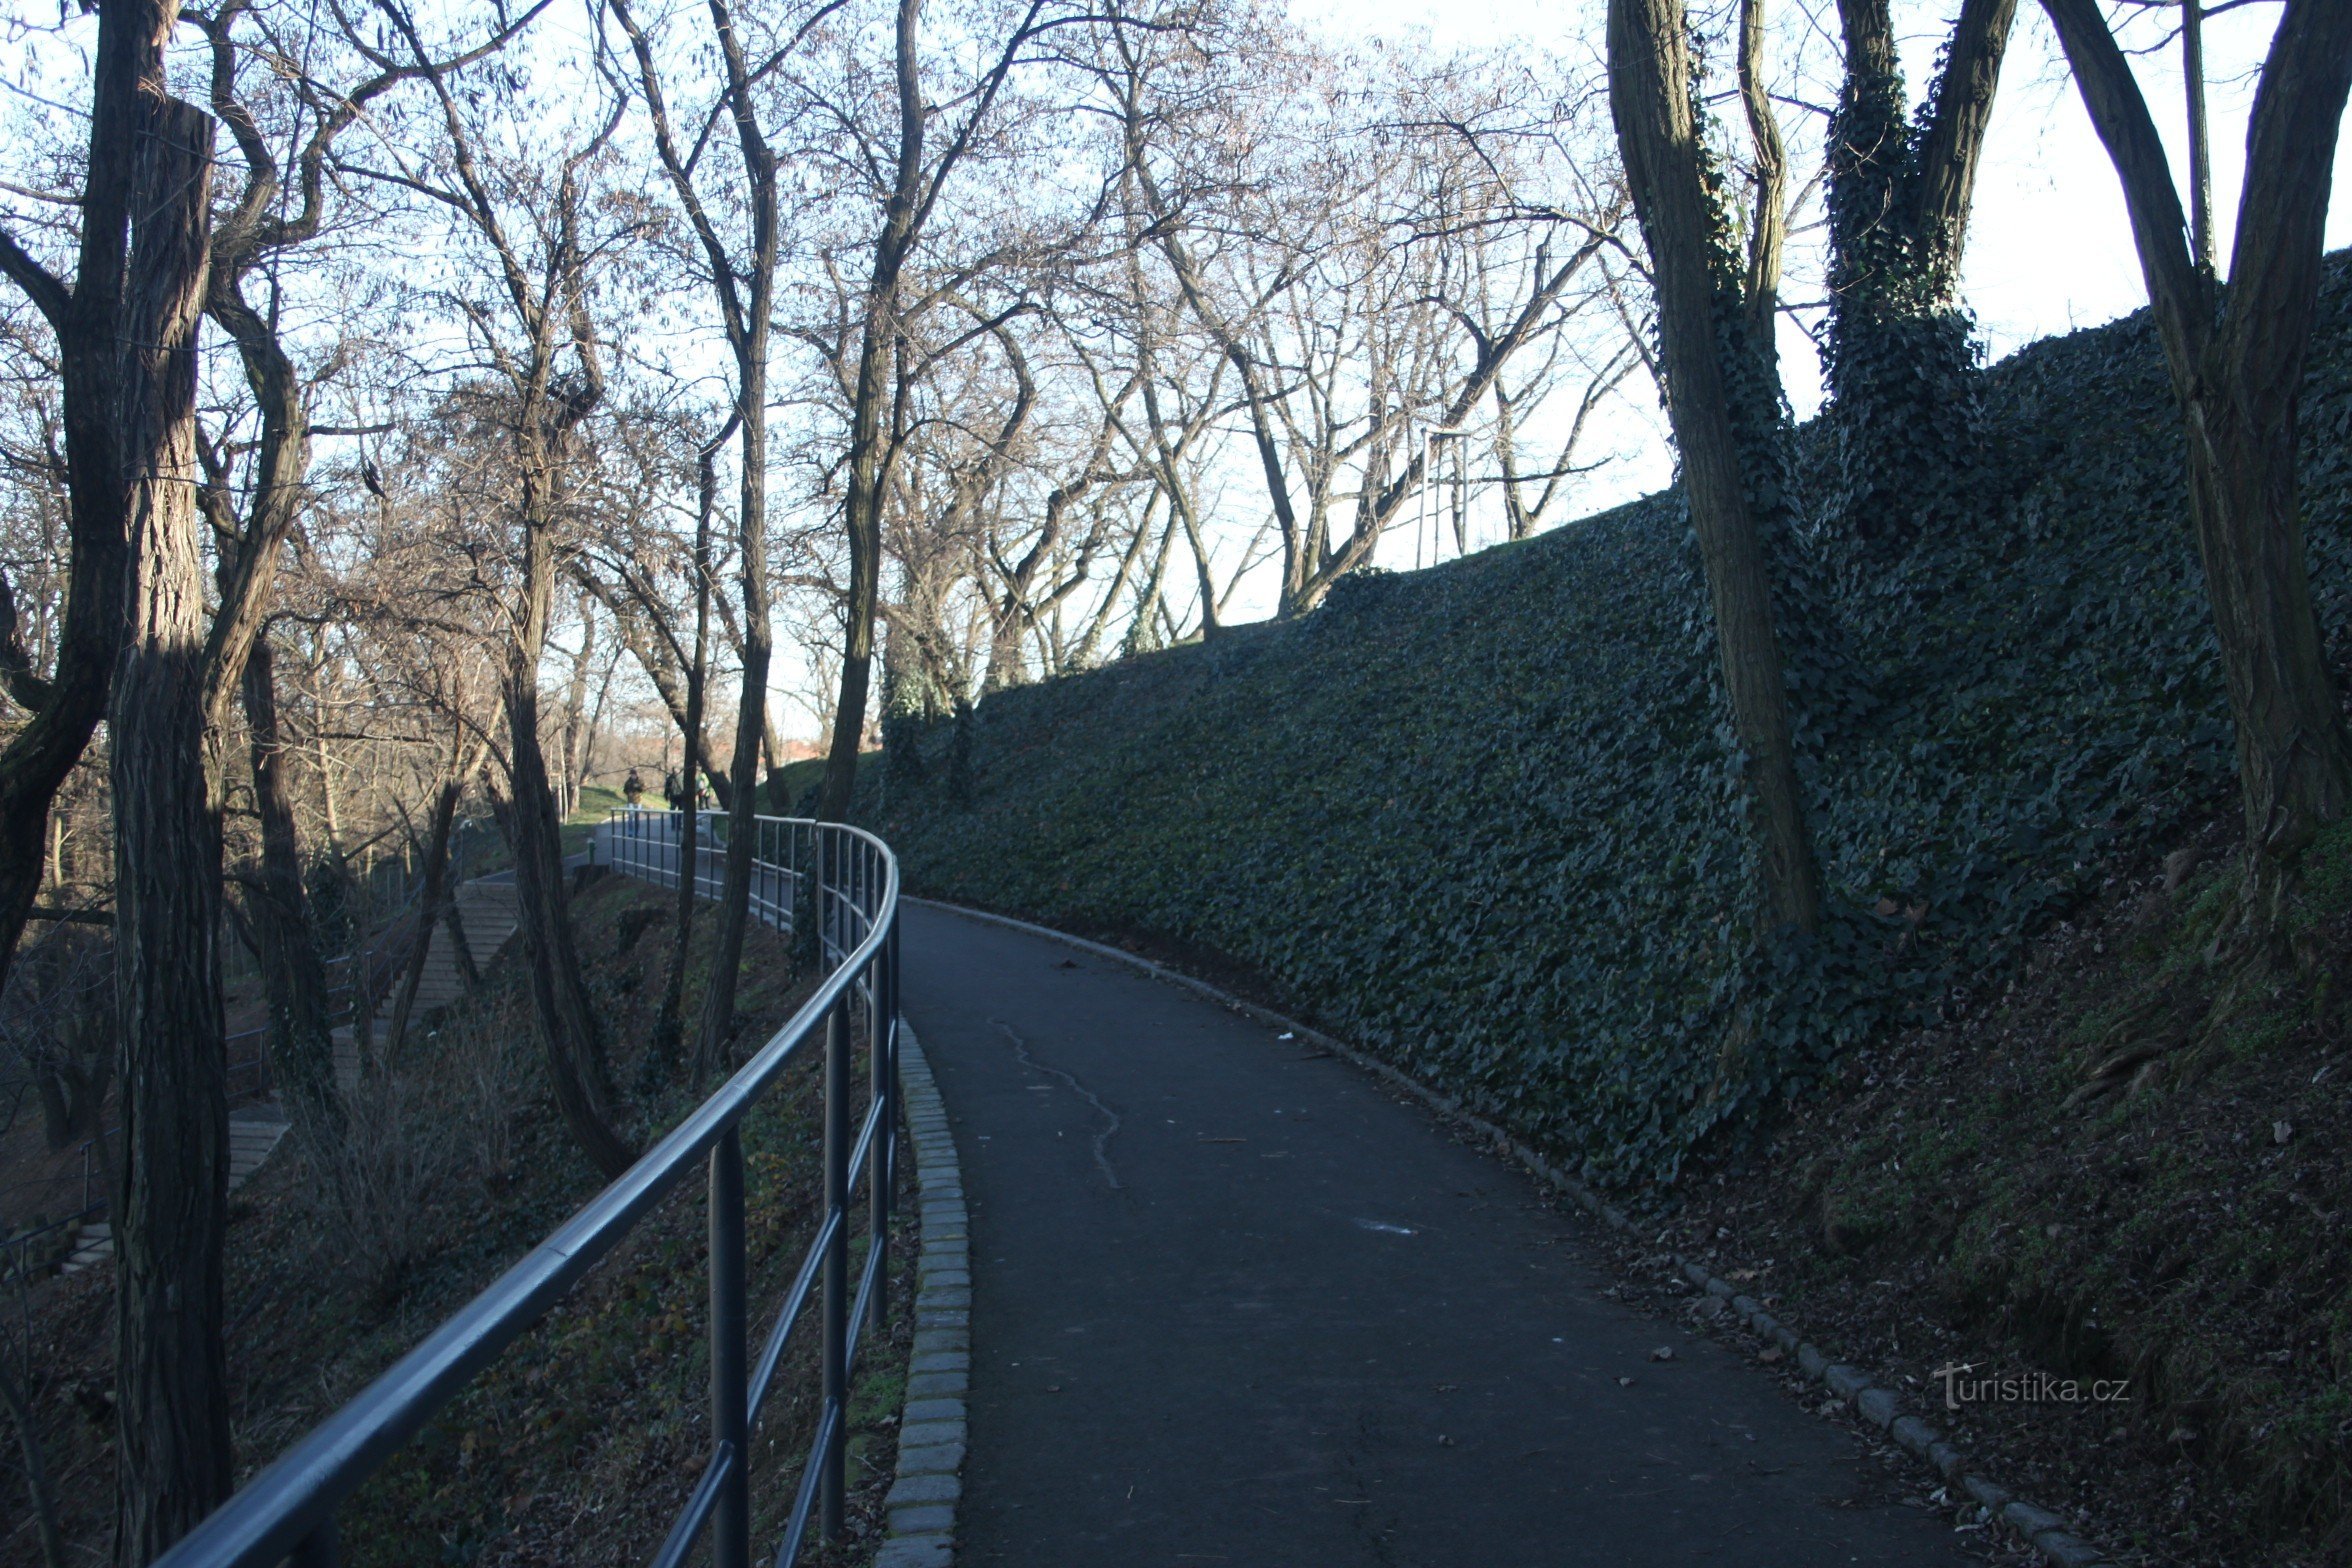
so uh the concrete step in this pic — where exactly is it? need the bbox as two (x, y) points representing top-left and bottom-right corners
(320, 880), (524, 1098)
(380, 975), (464, 996)
(228, 1120), (288, 1186)
(61, 1221), (112, 1274)
(57, 1113), (283, 1276)
(62, 1244), (112, 1273)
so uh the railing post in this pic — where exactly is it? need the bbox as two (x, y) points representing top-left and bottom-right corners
(821, 995), (851, 1539)
(710, 1127), (750, 1568)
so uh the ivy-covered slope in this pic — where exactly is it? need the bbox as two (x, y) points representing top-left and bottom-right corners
(870, 257), (2352, 1186)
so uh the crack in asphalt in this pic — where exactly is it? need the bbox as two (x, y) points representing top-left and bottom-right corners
(994, 1017), (1123, 1190)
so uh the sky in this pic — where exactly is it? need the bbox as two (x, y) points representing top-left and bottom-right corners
(1268, 0), (2352, 603)
(17, 0), (2340, 742)
(1294, 0), (2352, 381)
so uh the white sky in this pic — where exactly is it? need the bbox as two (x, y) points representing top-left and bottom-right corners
(1259, 0), (2352, 625)
(20, 0), (2340, 744)
(1295, 0), (2352, 385)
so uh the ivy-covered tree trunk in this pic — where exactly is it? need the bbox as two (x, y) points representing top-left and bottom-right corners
(2042, 0), (2352, 916)
(109, 88), (233, 1565)
(1608, 0), (1824, 935)
(880, 654), (933, 800)
(1822, 0), (2018, 561)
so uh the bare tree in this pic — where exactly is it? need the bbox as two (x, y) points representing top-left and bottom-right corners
(0, 9), (157, 1002)
(1112, 24), (1623, 617)
(812, 0), (1082, 819)
(607, 0), (820, 1079)
(2042, 0), (2352, 925)
(355, 0), (639, 1173)
(1606, 0), (1823, 934)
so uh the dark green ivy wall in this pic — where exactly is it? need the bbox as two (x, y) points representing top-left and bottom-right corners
(866, 258), (2352, 1186)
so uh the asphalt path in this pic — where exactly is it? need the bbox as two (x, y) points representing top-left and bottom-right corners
(899, 900), (1981, 1568)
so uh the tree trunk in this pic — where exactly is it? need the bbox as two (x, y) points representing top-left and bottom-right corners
(818, 0), (924, 825)
(2186, 389), (2352, 872)
(109, 90), (232, 1565)
(1822, 0), (2016, 561)
(0, 0), (156, 1002)
(1608, 0), (1824, 935)
(817, 289), (890, 822)
(686, 0), (791, 1078)
(2041, 0), (2352, 908)
(2183, 0), (2214, 270)
(694, 335), (775, 1082)
(240, 637), (343, 1165)
(1738, 0), (1787, 342)
(508, 517), (633, 1178)
(384, 773), (461, 1060)
(654, 441), (718, 1082)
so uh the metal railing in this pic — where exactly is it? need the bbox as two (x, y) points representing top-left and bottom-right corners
(601, 806), (815, 935)
(1, 1022), (274, 1293)
(154, 810), (902, 1568)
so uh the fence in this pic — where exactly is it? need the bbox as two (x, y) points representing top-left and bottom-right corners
(152, 811), (902, 1568)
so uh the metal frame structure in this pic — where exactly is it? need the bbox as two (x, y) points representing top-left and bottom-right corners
(153, 809), (902, 1568)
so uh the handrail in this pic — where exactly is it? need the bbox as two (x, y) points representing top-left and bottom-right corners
(3, 1020), (272, 1290)
(154, 809), (902, 1568)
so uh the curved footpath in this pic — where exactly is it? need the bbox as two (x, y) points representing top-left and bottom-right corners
(899, 901), (1983, 1566)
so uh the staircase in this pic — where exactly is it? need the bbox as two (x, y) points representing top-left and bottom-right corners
(61, 1111), (292, 1274)
(56, 883), (523, 1277)
(332, 880), (522, 1092)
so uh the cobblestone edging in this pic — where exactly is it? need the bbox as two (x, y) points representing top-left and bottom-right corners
(911, 897), (2115, 1568)
(875, 1022), (969, 1568)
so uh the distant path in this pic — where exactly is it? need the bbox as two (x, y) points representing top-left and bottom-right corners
(900, 902), (1977, 1567)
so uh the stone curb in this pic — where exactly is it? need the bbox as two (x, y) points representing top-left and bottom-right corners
(909, 896), (2115, 1568)
(875, 1021), (967, 1568)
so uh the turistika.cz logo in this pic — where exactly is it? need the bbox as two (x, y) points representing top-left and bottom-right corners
(1932, 1363), (2131, 1411)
